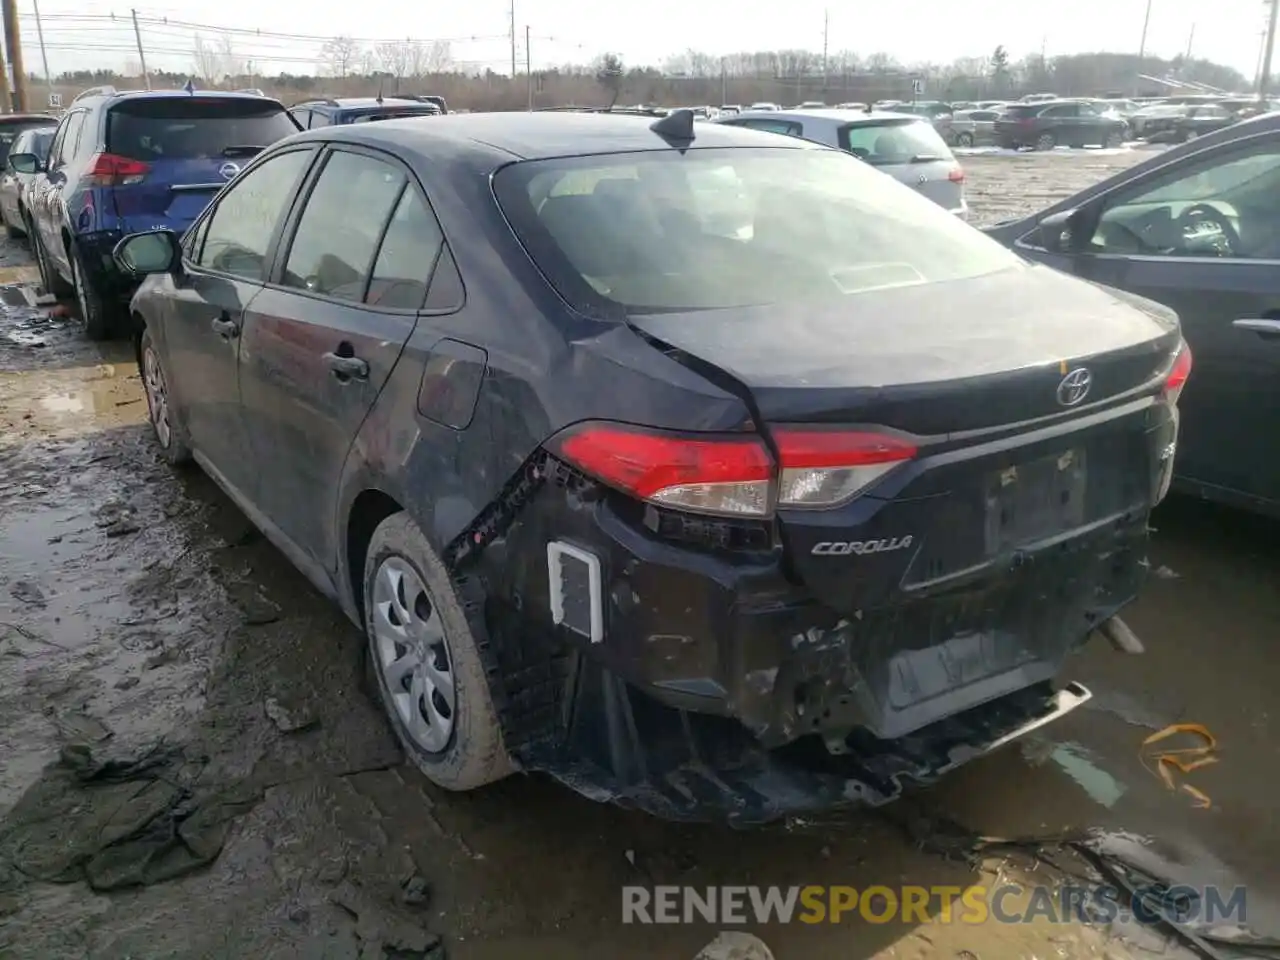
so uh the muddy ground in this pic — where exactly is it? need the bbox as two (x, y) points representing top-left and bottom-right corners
(2, 147), (1279, 960)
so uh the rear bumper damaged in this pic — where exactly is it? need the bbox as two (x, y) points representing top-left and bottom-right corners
(448, 453), (1141, 821)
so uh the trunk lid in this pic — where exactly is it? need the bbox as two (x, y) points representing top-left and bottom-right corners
(105, 97), (299, 233)
(628, 263), (1181, 618)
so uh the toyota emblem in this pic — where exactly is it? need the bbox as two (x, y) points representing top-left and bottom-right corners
(1056, 367), (1092, 407)
(218, 161), (241, 180)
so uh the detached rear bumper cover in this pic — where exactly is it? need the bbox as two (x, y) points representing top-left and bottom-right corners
(453, 453), (1141, 821)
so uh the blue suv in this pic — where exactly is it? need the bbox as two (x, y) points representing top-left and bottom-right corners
(289, 96), (442, 129)
(9, 85), (300, 339)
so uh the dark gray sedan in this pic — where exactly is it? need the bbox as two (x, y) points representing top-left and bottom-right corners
(985, 112), (1280, 517)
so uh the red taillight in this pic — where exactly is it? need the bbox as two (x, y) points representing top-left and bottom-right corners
(547, 422), (917, 518)
(85, 152), (150, 187)
(1164, 344), (1192, 404)
(773, 428), (917, 509)
(948, 165), (965, 183)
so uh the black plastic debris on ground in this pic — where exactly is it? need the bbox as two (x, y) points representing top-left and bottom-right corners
(0, 741), (261, 893)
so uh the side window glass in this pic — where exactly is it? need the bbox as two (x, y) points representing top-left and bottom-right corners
(68, 112), (91, 157)
(309, 111), (332, 128)
(1091, 143), (1280, 259)
(291, 109), (311, 129)
(185, 214), (210, 262)
(282, 150), (406, 301)
(50, 116), (77, 167)
(196, 149), (313, 280)
(742, 119), (800, 136)
(366, 188), (444, 309)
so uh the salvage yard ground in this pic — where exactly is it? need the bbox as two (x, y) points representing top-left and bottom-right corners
(2, 147), (1279, 960)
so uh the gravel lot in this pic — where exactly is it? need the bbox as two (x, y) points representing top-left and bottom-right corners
(2, 147), (1278, 960)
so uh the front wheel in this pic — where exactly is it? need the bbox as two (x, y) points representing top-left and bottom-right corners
(1104, 130), (1124, 148)
(1035, 131), (1057, 150)
(30, 222), (72, 298)
(363, 513), (513, 792)
(139, 326), (192, 466)
(956, 132), (974, 147)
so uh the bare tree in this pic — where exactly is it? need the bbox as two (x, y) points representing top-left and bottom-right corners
(216, 35), (244, 81)
(376, 40), (412, 81)
(319, 36), (361, 78)
(594, 52), (625, 108)
(416, 40), (452, 76)
(193, 34), (221, 84)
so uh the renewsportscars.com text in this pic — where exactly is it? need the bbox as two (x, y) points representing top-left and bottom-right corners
(621, 884), (1247, 926)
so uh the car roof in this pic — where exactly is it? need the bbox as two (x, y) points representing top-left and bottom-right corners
(0, 113), (58, 123)
(287, 111), (825, 173)
(730, 108), (924, 124)
(102, 89), (282, 104)
(319, 97), (430, 109)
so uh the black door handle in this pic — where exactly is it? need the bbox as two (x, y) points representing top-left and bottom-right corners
(211, 314), (239, 339)
(323, 351), (369, 381)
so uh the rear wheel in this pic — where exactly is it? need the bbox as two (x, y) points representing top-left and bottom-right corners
(69, 241), (116, 341)
(956, 132), (974, 147)
(1035, 131), (1057, 150)
(1104, 129), (1124, 148)
(363, 513), (513, 791)
(30, 221), (72, 299)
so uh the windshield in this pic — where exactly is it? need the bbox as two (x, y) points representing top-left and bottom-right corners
(838, 119), (952, 164)
(107, 98), (298, 160)
(493, 147), (1019, 315)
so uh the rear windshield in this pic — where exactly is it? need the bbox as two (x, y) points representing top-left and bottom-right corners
(494, 147), (1019, 316)
(0, 121), (55, 163)
(106, 98), (298, 161)
(837, 119), (952, 165)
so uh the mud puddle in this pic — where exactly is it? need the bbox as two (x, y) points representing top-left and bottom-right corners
(2, 171), (1277, 960)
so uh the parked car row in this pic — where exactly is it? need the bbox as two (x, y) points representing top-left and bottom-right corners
(7, 95), (1275, 822)
(0, 86), (449, 339)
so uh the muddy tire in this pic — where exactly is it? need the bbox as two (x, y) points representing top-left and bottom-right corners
(1035, 131), (1057, 150)
(30, 220), (72, 299)
(956, 131), (974, 147)
(70, 242), (116, 341)
(363, 513), (512, 791)
(138, 327), (192, 466)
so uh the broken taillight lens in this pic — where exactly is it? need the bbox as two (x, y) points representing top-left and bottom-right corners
(1163, 344), (1192, 405)
(773, 428), (917, 508)
(547, 422), (917, 518)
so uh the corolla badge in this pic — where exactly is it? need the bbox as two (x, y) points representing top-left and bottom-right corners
(1057, 367), (1092, 407)
(218, 161), (241, 180)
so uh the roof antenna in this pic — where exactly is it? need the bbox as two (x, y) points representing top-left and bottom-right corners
(183, 78), (196, 95)
(650, 107), (695, 144)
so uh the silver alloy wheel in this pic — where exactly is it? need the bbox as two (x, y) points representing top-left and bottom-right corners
(142, 346), (172, 448)
(371, 556), (457, 753)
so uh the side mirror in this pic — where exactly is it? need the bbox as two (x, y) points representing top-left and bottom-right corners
(113, 230), (181, 277)
(8, 152), (42, 175)
(1034, 207), (1086, 253)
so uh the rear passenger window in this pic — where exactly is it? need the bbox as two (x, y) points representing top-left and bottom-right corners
(283, 150), (406, 302)
(366, 188), (444, 309)
(196, 149), (313, 280)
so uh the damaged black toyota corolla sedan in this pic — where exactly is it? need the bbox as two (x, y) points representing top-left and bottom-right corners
(114, 109), (1191, 822)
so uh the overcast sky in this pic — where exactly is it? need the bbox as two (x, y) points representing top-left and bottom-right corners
(17, 0), (1272, 80)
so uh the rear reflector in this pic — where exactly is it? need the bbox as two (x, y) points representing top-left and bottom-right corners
(547, 422), (917, 518)
(1164, 344), (1192, 404)
(774, 428), (917, 508)
(85, 152), (150, 187)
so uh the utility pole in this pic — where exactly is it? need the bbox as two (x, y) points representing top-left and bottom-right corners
(130, 9), (150, 90)
(1185, 22), (1195, 60)
(0, 36), (10, 113)
(1135, 0), (1154, 95)
(525, 25), (532, 111)
(1, 0), (28, 112)
(31, 0), (51, 108)
(720, 56), (727, 106)
(1260, 0), (1279, 99)
(510, 0), (517, 78)
(821, 9), (829, 91)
